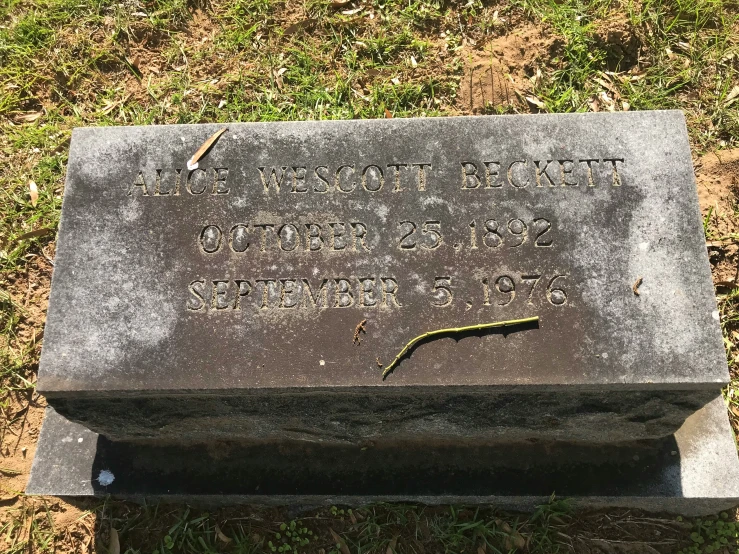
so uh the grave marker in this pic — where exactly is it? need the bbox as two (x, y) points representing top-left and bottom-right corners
(36, 112), (729, 444)
(28, 112), (739, 511)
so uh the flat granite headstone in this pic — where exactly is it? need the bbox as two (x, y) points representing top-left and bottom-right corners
(37, 112), (729, 444)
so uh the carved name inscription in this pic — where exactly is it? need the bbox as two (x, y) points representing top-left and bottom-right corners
(124, 156), (623, 316)
(127, 157), (624, 198)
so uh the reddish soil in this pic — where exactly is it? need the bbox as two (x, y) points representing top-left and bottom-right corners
(457, 24), (558, 114)
(696, 148), (739, 283)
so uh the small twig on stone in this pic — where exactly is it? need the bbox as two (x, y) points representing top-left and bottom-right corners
(353, 319), (367, 345)
(382, 316), (540, 378)
(632, 276), (643, 296)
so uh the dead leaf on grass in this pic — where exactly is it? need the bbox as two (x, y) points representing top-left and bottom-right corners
(108, 528), (120, 554)
(187, 127), (228, 170)
(15, 111), (42, 123)
(342, 7), (363, 15)
(525, 95), (546, 110)
(126, 55), (141, 71)
(215, 524), (232, 543)
(14, 228), (53, 242)
(273, 67), (288, 91)
(283, 19), (316, 36)
(714, 280), (738, 288)
(329, 529), (350, 554)
(495, 519), (512, 533)
(28, 181), (38, 207)
(123, 54), (142, 76)
(384, 108), (392, 118)
(101, 100), (119, 115)
(329, 0), (351, 7)
(386, 534), (398, 554)
(594, 76), (620, 100)
(599, 91), (616, 111)
(53, 135), (71, 154)
(101, 94), (132, 116)
(503, 530), (525, 550)
(725, 85), (739, 107)
(18, 512), (32, 544)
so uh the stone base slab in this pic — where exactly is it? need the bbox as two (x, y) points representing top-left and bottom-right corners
(27, 396), (739, 516)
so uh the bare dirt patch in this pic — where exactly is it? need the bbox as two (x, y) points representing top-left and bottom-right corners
(592, 10), (642, 71)
(0, 252), (98, 552)
(1, 255), (52, 517)
(1, 399), (45, 496)
(5, 254), (53, 346)
(457, 24), (557, 114)
(0, 495), (96, 553)
(696, 149), (739, 283)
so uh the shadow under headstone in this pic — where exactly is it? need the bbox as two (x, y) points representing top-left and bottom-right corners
(87, 433), (679, 498)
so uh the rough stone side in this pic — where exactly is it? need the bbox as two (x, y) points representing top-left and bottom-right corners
(47, 388), (716, 443)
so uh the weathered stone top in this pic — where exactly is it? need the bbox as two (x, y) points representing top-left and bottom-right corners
(38, 112), (728, 395)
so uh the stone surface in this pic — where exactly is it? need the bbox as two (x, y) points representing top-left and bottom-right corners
(49, 389), (717, 442)
(38, 111), (728, 441)
(26, 397), (739, 516)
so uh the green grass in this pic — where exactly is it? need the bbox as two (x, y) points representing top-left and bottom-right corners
(515, 0), (739, 148)
(676, 512), (739, 554)
(5, 499), (735, 553)
(1, 0), (739, 549)
(0, 500), (577, 553)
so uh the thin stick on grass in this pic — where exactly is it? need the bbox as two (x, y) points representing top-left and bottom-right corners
(382, 316), (540, 378)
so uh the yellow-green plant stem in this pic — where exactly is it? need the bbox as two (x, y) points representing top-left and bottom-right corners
(381, 316), (540, 378)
